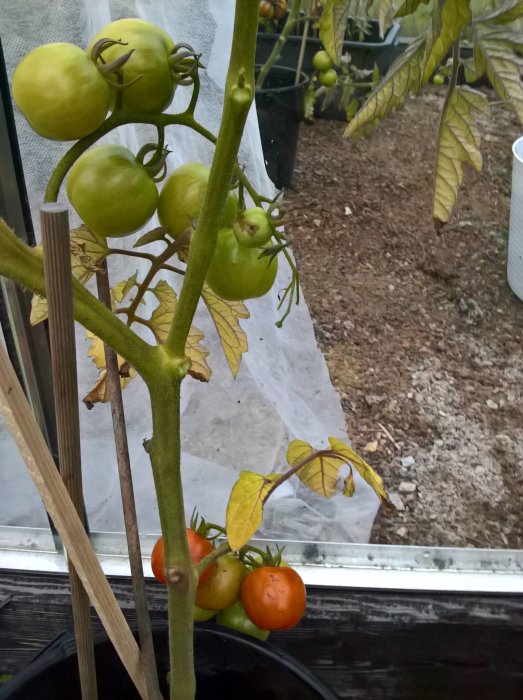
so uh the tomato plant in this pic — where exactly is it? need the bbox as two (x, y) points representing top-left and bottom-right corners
(88, 18), (176, 114)
(151, 529), (215, 585)
(205, 228), (278, 301)
(312, 50), (333, 72)
(66, 144), (158, 238)
(158, 162), (238, 239)
(195, 554), (247, 611)
(233, 207), (273, 248)
(241, 566), (306, 631)
(12, 43), (111, 141)
(216, 600), (270, 641)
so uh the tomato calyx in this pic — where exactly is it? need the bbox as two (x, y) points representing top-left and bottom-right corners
(168, 43), (203, 86)
(240, 544), (287, 570)
(90, 38), (137, 86)
(135, 142), (171, 181)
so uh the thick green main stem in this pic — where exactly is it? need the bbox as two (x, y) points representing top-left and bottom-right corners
(165, 1), (259, 357)
(146, 4), (261, 699)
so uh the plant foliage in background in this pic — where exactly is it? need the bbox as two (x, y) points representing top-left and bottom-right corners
(320, 0), (523, 224)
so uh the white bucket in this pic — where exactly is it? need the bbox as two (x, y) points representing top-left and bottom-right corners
(507, 135), (523, 300)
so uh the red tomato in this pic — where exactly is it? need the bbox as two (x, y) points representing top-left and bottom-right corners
(241, 566), (306, 631)
(151, 529), (214, 584)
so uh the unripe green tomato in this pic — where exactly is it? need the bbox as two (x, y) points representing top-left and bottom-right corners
(158, 163), (238, 239)
(206, 228), (278, 301)
(88, 18), (176, 114)
(233, 207), (273, 248)
(432, 73), (445, 86)
(194, 606), (216, 622)
(66, 144), (158, 238)
(312, 50), (333, 72)
(217, 601), (270, 641)
(319, 68), (337, 87)
(12, 43), (111, 141)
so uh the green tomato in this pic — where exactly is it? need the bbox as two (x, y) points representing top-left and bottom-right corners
(206, 228), (278, 301)
(88, 18), (175, 114)
(312, 50), (333, 72)
(319, 68), (337, 88)
(66, 144), (158, 238)
(158, 163), (238, 239)
(233, 207), (273, 248)
(194, 606), (216, 622)
(12, 43), (111, 141)
(217, 601), (270, 641)
(195, 555), (247, 611)
(432, 73), (445, 86)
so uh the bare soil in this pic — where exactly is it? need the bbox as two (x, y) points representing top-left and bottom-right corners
(286, 88), (523, 549)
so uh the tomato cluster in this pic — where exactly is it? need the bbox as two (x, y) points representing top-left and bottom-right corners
(151, 531), (306, 638)
(13, 18), (280, 303)
(312, 50), (338, 88)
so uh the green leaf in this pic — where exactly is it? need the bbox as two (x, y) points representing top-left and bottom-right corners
(201, 285), (249, 379)
(477, 0), (523, 24)
(422, 0), (471, 84)
(226, 471), (283, 550)
(319, 0), (352, 64)
(344, 35), (426, 138)
(133, 226), (169, 249)
(376, 0), (399, 36)
(433, 86), (488, 223)
(394, 0), (431, 18)
(474, 28), (523, 123)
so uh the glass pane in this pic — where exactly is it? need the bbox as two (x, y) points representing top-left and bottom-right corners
(0, 327), (49, 528)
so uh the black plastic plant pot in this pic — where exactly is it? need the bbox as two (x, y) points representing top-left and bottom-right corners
(256, 18), (401, 77)
(0, 623), (338, 700)
(255, 65), (309, 190)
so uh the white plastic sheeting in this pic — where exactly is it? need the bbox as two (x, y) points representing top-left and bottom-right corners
(1, 0), (379, 542)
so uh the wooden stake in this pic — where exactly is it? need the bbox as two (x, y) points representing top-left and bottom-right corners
(0, 343), (149, 700)
(40, 204), (98, 700)
(96, 261), (162, 700)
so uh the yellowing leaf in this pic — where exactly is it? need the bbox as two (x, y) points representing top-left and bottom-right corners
(422, 0), (471, 84)
(202, 285), (249, 379)
(149, 280), (211, 382)
(328, 436), (392, 507)
(112, 273), (139, 304)
(286, 439), (348, 498)
(433, 86), (488, 223)
(319, 0), (351, 64)
(376, 0), (399, 37)
(30, 228), (108, 326)
(479, 0), (523, 24)
(343, 468), (356, 497)
(83, 331), (135, 408)
(70, 225), (108, 283)
(394, 0), (431, 18)
(345, 35), (426, 139)
(226, 471), (283, 550)
(30, 293), (48, 325)
(474, 27), (523, 123)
